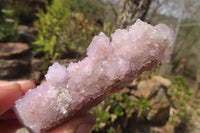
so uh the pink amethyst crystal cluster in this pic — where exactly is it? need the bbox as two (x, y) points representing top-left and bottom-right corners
(15, 20), (174, 132)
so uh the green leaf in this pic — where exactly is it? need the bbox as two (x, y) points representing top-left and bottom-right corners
(197, 112), (200, 116)
(101, 111), (110, 122)
(194, 100), (200, 105)
(114, 107), (124, 117)
(107, 127), (115, 133)
(178, 100), (185, 107)
(184, 95), (191, 101)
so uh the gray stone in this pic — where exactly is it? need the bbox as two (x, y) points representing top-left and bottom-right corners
(31, 58), (44, 71)
(130, 76), (171, 123)
(119, 87), (130, 95)
(152, 76), (171, 88)
(137, 80), (158, 99)
(0, 59), (30, 79)
(0, 42), (29, 59)
(0, 42), (31, 79)
(188, 108), (200, 133)
(146, 88), (170, 123)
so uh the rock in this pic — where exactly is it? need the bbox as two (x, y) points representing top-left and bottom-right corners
(5, 18), (15, 23)
(14, 19), (175, 132)
(188, 108), (200, 133)
(18, 25), (37, 44)
(119, 87), (130, 95)
(18, 25), (38, 36)
(146, 88), (170, 123)
(149, 123), (174, 133)
(129, 95), (139, 102)
(126, 116), (174, 133)
(129, 79), (137, 87)
(0, 42), (29, 59)
(19, 33), (35, 44)
(130, 76), (171, 123)
(0, 42), (31, 79)
(136, 80), (158, 99)
(0, 59), (30, 79)
(130, 76), (171, 99)
(31, 58), (44, 71)
(152, 76), (171, 88)
(18, 25), (29, 34)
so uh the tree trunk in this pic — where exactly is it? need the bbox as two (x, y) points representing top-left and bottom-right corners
(117, 0), (152, 29)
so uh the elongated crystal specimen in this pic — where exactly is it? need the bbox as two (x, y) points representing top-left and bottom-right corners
(15, 20), (174, 133)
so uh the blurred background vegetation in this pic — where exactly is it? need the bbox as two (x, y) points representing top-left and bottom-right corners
(0, 0), (200, 133)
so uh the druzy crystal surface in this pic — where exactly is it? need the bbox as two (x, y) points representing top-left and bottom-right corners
(15, 20), (174, 133)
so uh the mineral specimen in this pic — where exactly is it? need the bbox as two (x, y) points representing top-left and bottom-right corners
(14, 20), (175, 133)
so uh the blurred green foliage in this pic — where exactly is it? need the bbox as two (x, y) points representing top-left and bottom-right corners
(168, 75), (199, 125)
(92, 92), (150, 132)
(33, 0), (112, 61)
(0, 9), (19, 42)
(92, 75), (200, 132)
(137, 97), (150, 119)
(93, 93), (135, 132)
(106, 127), (115, 133)
(66, 0), (105, 22)
(9, 0), (36, 25)
(33, 0), (70, 61)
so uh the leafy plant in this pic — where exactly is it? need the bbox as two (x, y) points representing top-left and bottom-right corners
(0, 9), (19, 42)
(64, 0), (105, 23)
(92, 93), (135, 132)
(33, 0), (70, 61)
(33, 0), (112, 61)
(106, 127), (115, 133)
(9, 0), (36, 25)
(137, 97), (150, 119)
(168, 75), (199, 126)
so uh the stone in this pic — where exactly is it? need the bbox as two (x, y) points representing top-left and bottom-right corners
(136, 80), (158, 99)
(125, 116), (174, 133)
(0, 42), (29, 59)
(18, 25), (29, 34)
(146, 87), (170, 123)
(31, 58), (44, 71)
(18, 26), (36, 44)
(129, 76), (171, 123)
(15, 19), (175, 133)
(128, 79), (137, 87)
(119, 87), (130, 95)
(130, 76), (171, 99)
(188, 108), (200, 133)
(129, 95), (139, 103)
(152, 76), (171, 88)
(0, 42), (31, 79)
(0, 59), (30, 79)
(149, 123), (174, 133)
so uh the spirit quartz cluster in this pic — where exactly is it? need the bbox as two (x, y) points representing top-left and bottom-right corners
(15, 20), (175, 132)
